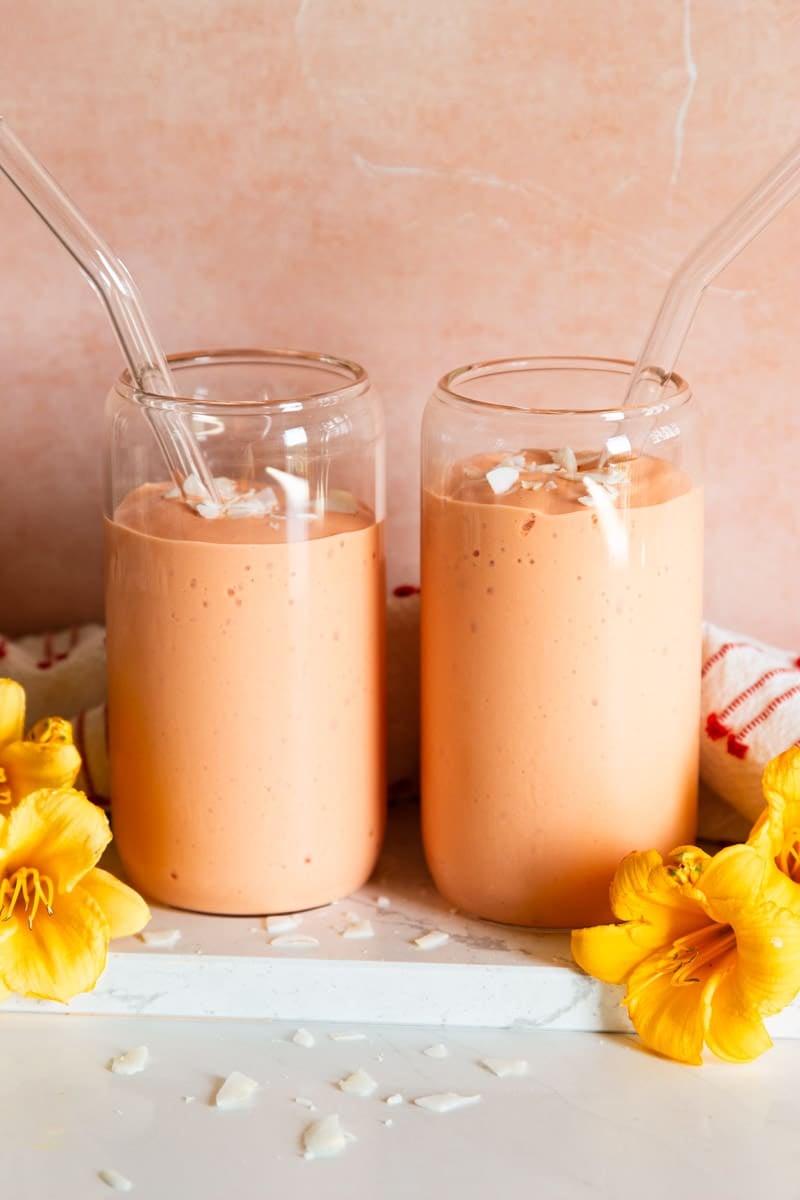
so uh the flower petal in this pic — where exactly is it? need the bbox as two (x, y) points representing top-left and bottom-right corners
(625, 954), (711, 1066)
(0, 888), (109, 1003)
(1, 789), (111, 892)
(571, 923), (654, 984)
(0, 680), (25, 750)
(704, 966), (773, 1063)
(701, 844), (800, 1016)
(749, 747), (800, 882)
(0, 740), (82, 802)
(572, 850), (710, 985)
(79, 868), (150, 940)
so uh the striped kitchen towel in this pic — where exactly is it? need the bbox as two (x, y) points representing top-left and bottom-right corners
(701, 622), (800, 824)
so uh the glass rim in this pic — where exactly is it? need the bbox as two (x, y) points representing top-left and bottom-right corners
(114, 347), (370, 414)
(434, 355), (692, 420)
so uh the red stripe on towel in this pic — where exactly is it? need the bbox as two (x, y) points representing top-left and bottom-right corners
(726, 685), (800, 759)
(701, 641), (749, 678)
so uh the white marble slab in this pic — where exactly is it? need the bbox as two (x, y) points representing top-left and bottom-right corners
(8, 797), (800, 1036)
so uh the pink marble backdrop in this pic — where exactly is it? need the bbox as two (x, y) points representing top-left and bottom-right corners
(0, 0), (798, 643)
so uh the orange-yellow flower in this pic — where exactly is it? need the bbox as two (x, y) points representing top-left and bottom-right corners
(571, 841), (800, 1064)
(0, 787), (150, 1003)
(748, 745), (800, 883)
(0, 679), (81, 806)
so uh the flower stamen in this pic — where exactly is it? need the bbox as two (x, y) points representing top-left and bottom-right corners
(0, 868), (55, 928)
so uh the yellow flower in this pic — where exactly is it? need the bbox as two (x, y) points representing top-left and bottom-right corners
(0, 679), (81, 806)
(0, 787), (150, 1003)
(748, 745), (800, 882)
(571, 842), (800, 1064)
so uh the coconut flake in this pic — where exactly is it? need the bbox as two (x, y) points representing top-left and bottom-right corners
(342, 918), (374, 940)
(269, 934), (320, 949)
(536, 462), (562, 474)
(163, 485), (181, 499)
(265, 914), (302, 935)
(385, 1093), (404, 1106)
(292, 1028), (315, 1049)
(98, 1168), (133, 1192)
(214, 476), (238, 500)
(138, 928), (182, 949)
(329, 1031), (367, 1042)
(413, 930), (450, 951)
(422, 1043), (448, 1059)
(295, 1096), (316, 1110)
(214, 1071), (260, 1110)
(110, 1046), (149, 1076)
(414, 1093), (482, 1114)
(181, 473), (210, 502)
(550, 447), (578, 475)
(600, 434), (632, 464)
(302, 1114), (352, 1160)
(485, 466), (519, 495)
(480, 1058), (529, 1078)
(544, 480), (558, 492)
(577, 495), (595, 507)
(195, 501), (224, 520)
(324, 489), (360, 515)
(499, 453), (526, 468)
(376, 896), (391, 909)
(338, 1069), (378, 1098)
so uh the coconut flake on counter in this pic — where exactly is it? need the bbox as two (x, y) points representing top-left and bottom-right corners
(413, 930), (450, 951)
(292, 1028), (315, 1049)
(295, 1097), (316, 1110)
(265, 914), (302, 935)
(214, 1071), (260, 1110)
(338, 1069), (378, 1098)
(302, 1114), (353, 1160)
(138, 928), (182, 949)
(340, 912), (375, 940)
(414, 1093), (482, 1114)
(98, 1168), (133, 1192)
(480, 1058), (529, 1078)
(329, 1031), (367, 1042)
(110, 1045), (150, 1076)
(385, 1093), (404, 1106)
(422, 1043), (449, 1059)
(485, 466), (519, 495)
(270, 933), (320, 949)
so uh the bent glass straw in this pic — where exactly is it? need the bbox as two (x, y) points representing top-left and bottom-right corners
(0, 118), (219, 502)
(624, 136), (800, 415)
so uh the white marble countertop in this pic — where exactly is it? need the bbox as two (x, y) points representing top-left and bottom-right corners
(7, 1012), (800, 1199)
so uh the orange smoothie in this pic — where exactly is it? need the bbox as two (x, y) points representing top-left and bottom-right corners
(106, 484), (385, 914)
(421, 452), (703, 927)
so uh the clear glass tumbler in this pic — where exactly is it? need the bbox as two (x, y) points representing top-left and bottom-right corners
(421, 357), (703, 928)
(105, 349), (386, 915)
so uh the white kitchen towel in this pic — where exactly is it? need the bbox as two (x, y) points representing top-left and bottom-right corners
(2, 612), (798, 837)
(700, 622), (800, 824)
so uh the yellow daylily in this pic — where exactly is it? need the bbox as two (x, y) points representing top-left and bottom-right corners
(0, 787), (150, 1003)
(748, 745), (800, 882)
(0, 679), (81, 806)
(571, 842), (800, 1065)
